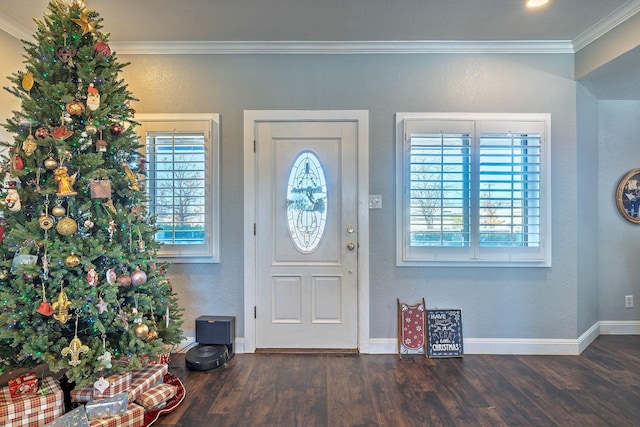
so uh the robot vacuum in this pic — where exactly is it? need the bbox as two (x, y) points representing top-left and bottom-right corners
(185, 344), (230, 371)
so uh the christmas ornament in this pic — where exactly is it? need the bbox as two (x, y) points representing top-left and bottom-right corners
(44, 153), (58, 170)
(65, 100), (85, 116)
(22, 135), (37, 156)
(117, 309), (129, 330)
(122, 162), (140, 191)
(134, 323), (149, 338)
(36, 283), (54, 316)
(72, 9), (98, 36)
(39, 197), (55, 230)
(35, 127), (49, 139)
(87, 84), (100, 111)
(131, 268), (147, 286)
(5, 186), (21, 212)
(85, 122), (97, 134)
(55, 32), (76, 63)
(87, 268), (98, 286)
(97, 335), (112, 368)
(94, 41), (111, 56)
(21, 71), (34, 91)
(54, 166), (78, 196)
(146, 329), (158, 341)
(51, 125), (73, 140)
(96, 138), (108, 152)
(90, 178), (111, 199)
(52, 199), (65, 217)
(108, 218), (116, 240)
(65, 253), (80, 267)
(96, 297), (108, 313)
(94, 376), (110, 394)
(106, 269), (116, 285)
(12, 154), (24, 170)
(52, 284), (72, 324)
(56, 217), (78, 236)
(0, 268), (8, 280)
(109, 123), (123, 135)
(117, 274), (131, 287)
(62, 315), (89, 366)
(84, 218), (94, 229)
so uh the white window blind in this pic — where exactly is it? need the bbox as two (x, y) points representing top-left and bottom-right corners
(136, 114), (220, 263)
(397, 113), (551, 267)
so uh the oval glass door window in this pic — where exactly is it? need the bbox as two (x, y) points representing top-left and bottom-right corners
(286, 151), (327, 253)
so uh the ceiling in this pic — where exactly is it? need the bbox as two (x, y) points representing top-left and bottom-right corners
(1, 0), (640, 99)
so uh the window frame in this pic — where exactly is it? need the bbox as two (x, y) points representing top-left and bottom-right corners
(395, 112), (551, 267)
(136, 113), (220, 263)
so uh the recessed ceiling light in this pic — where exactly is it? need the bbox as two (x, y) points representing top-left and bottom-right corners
(526, 0), (550, 8)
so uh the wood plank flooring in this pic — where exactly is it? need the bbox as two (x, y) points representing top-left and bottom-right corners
(154, 335), (640, 426)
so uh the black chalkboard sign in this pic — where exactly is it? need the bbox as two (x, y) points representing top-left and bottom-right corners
(426, 309), (463, 358)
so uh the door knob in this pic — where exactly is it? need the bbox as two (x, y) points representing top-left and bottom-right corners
(347, 242), (355, 250)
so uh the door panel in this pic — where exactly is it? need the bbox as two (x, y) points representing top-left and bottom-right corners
(255, 120), (358, 349)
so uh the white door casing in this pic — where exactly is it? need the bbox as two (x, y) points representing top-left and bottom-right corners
(244, 110), (370, 352)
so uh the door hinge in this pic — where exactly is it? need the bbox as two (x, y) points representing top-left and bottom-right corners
(254, 223), (256, 235)
(254, 306), (257, 318)
(253, 140), (256, 153)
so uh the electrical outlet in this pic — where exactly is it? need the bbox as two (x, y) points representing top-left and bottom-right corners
(625, 295), (634, 309)
(369, 195), (382, 209)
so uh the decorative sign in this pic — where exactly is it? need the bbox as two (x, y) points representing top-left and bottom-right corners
(426, 309), (463, 358)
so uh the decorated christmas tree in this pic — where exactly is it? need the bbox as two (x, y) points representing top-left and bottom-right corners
(0, 0), (183, 386)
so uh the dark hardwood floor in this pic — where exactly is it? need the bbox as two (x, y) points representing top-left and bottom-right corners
(155, 335), (640, 426)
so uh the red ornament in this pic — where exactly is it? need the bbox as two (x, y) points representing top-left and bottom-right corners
(110, 123), (123, 135)
(36, 301), (54, 316)
(13, 155), (25, 170)
(35, 127), (49, 139)
(94, 41), (111, 56)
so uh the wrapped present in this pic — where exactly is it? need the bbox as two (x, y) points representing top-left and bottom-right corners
(71, 371), (132, 403)
(88, 403), (144, 427)
(134, 383), (176, 410)
(0, 376), (64, 426)
(8, 372), (39, 397)
(44, 405), (90, 427)
(127, 364), (168, 402)
(86, 392), (128, 421)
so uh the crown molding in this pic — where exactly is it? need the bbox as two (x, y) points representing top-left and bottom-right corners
(573, 0), (640, 51)
(0, 12), (31, 40)
(109, 40), (574, 55)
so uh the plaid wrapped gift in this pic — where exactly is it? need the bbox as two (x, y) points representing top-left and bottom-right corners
(86, 392), (128, 421)
(134, 383), (176, 410)
(87, 403), (144, 427)
(0, 376), (64, 426)
(127, 364), (168, 402)
(71, 372), (132, 403)
(44, 405), (90, 427)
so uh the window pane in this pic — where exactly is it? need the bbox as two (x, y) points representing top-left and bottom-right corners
(408, 134), (471, 247)
(146, 132), (207, 245)
(479, 133), (541, 247)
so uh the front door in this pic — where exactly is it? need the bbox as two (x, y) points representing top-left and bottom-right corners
(253, 117), (359, 349)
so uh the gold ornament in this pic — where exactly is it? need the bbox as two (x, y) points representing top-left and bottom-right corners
(52, 287), (72, 324)
(65, 253), (80, 267)
(62, 315), (89, 366)
(22, 135), (37, 156)
(22, 72), (34, 91)
(54, 166), (78, 196)
(134, 323), (149, 338)
(52, 205), (66, 217)
(122, 162), (140, 191)
(146, 329), (158, 341)
(72, 9), (98, 36)
(56, 217), (78, 236)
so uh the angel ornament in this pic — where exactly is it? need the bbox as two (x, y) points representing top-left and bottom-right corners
(55, 165), (78, 196)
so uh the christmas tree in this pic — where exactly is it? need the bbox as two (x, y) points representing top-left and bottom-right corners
(0, 0), (183, 386)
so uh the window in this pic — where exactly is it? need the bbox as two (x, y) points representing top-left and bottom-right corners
(136, 114), (220, 263)
(396, 113), (551, 267)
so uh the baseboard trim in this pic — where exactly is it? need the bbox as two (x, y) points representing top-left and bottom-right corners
(174, 321), (639, 356)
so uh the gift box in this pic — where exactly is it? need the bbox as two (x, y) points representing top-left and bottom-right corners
(8, 372), (39, 397)
(44, 405), (90, 427)
(0, 376), (64, 426)
(86, 392), (128, 421)
(127, 364), (168, 402)
(134, 383), (176, 410)
(88, 403), (144, 427)
(71, 371), (132, 403)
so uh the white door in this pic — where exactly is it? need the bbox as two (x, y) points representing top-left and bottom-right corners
(253, 119), (359, 349)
